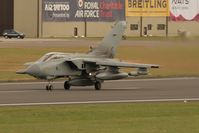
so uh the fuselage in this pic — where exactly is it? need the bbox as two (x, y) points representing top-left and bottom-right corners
(22, 52), (111, 80)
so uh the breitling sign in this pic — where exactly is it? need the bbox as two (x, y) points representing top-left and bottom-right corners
(43, 0), (125, 22)
(126, 0), (170, 16)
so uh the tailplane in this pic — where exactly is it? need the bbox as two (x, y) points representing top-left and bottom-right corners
(89, 21), (126, 58)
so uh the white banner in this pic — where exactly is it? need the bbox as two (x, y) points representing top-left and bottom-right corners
(170, 0), (199, 21)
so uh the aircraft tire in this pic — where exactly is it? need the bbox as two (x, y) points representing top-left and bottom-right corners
(64, 81), (71, 90)
(95, 81), (101, 90)
(46, 84), (53, 91)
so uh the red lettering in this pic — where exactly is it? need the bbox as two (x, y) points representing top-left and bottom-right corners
(100, 1), (122, 10)
(100, 10), (113, 17)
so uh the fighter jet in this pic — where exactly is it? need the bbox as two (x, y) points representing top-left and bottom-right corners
(17, 21), (159, 91)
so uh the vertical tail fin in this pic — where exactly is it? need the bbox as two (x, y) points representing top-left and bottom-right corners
(90, 21), (127, 58)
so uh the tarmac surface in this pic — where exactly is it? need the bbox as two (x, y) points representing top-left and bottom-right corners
(0, 77), (199, 106)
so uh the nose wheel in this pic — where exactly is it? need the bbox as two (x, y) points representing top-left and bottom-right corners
(46, 84), (53, 91)
(46, 80), (53, 91)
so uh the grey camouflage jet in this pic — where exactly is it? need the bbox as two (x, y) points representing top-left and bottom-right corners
(17, 21), (159, 91)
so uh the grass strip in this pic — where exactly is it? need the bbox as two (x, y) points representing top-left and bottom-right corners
(0, 43), (199, 81)
(0, 102), (199, 133)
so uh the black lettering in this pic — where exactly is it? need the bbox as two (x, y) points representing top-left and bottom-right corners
(172, 0), (189, 4)
(128, 0), (132, 7)
(145, 0), (149, 8)
(138, 0), (142, 8)
(154, 0), (157, 8)
(133, 0), (137, 8)
(150, 0), (153, 8)
(157, 0), (161, 8)
(162, 0), (167, 8)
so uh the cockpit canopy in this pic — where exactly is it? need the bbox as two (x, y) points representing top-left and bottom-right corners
(38, 52), (65, 62)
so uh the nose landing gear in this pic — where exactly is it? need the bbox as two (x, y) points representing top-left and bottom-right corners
(46, 80), (53, 91)
(46, 84), (53, 91)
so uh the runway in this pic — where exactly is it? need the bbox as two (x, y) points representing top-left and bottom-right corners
(0, 77), (199, 106)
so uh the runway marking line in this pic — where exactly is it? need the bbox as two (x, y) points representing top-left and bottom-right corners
(0, 90), (41, 93)
(0, 86), (140, 93)
(0, 77), (198, 86)
(0, 98), (199, 106)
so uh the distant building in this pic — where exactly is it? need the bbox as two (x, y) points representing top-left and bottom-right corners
(1, 0), (199, 37)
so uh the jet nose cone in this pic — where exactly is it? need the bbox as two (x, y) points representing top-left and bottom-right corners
(26, 64), (40, 76)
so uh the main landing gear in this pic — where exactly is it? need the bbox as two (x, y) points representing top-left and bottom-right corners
(94, 81), (101, 90)
(64, 81), (71, 90)
(45, 80), (102, 91)
(63, 80), (102, 90)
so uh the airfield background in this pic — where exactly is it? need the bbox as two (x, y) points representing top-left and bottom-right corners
(0, 0), (199, 38)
